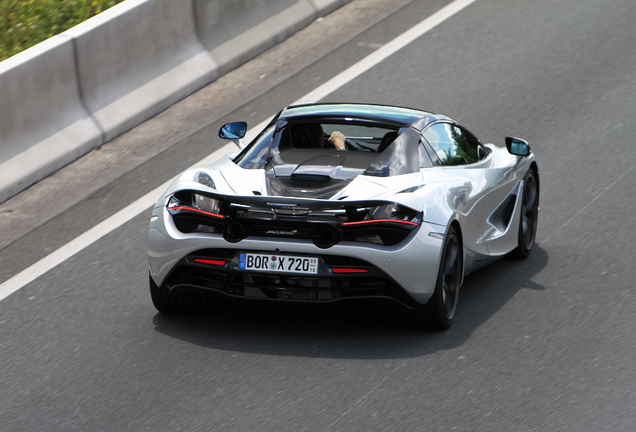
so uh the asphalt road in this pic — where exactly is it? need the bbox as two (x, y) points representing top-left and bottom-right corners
(1, 0), (636, 430)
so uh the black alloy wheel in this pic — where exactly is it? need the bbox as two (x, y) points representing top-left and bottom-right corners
(512, 170), (539, 259)
(412, 226), (462, 330)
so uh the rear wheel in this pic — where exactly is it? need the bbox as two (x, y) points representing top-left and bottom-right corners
(511, 170), (539, 259)
(149, 273), (173, 313)
(411, 226), (462, 331)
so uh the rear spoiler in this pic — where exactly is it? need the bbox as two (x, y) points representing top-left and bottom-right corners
(157, 179), (425, 212)
(172, 188), (403, 212)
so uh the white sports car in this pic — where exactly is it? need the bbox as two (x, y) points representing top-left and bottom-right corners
(148, 103), (539, 330)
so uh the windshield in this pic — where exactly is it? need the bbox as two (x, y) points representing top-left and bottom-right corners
(234, 118), (429, 176)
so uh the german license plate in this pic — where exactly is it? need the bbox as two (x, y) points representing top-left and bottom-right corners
(239, 253), (318, 274)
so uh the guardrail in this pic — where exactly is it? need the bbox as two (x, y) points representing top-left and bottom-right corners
(0, 0), (349, 204)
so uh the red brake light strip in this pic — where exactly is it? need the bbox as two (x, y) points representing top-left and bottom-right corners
(169, 206), (224, 219)
(342, 219), (419, 227)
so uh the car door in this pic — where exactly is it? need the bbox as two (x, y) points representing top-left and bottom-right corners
(433, 123), (522, 256)
(421, 122), (489, 256)
(422, 122), (523, 258)
(472, 144), (525, 257)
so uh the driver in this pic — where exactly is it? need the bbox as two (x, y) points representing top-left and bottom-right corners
(297, 123), (346, 150)
(326, 130), (346, 150)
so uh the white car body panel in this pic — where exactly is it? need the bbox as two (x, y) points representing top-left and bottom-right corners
(147, 104), (538, 313)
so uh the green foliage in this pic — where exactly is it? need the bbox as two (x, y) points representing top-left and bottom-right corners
(0, 0), (125, 62)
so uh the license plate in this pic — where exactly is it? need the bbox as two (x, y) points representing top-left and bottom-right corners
(239, 253), (318, 274)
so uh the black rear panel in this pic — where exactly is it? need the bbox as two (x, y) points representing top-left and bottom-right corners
(162, 249), (416, 309)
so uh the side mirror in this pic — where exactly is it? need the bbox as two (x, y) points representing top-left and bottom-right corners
(219, 122), (248, 149)
(505, 137), (530, 156)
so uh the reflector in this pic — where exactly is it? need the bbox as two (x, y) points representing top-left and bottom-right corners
(331, 268), (368, 274)
(194, 259), (227, 266)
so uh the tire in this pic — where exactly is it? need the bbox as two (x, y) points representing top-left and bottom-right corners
(149, 273), (173, 313)
(411, 226), (462, 331)
(511, 170), (539, 259)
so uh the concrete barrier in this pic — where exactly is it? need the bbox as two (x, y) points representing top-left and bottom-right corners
(0, 0), (352, 204)
(309, 0), (352, 15)
(0, 36), (102, 204)
(64, 0), (219, 142)
(194, 0), (316, 75)
(194, 0), (350, 75)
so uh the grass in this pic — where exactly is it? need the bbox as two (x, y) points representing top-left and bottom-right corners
(0, 0), (125, 62)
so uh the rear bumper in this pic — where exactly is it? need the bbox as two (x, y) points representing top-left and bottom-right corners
(160, 248), (418, 309)
(148, 206), (445, 305)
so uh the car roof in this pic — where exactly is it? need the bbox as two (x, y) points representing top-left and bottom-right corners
(280, 103), (445, 129)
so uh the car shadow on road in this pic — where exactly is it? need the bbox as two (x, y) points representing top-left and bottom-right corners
(152, 245), (549, 359)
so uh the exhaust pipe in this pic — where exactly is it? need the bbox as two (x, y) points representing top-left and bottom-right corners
(225, 221), (246, 242)
(314, 226), (341, 249)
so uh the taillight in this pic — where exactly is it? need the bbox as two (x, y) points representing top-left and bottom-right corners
(342, 219), (419, 227)
(167, 195), (224, 219)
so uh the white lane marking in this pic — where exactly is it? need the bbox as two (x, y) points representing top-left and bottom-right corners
(0, 181), (169, 302)
(0, 144), (237, 302)
(295, 0), (477, 105)
(0, 0), (477, 302)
